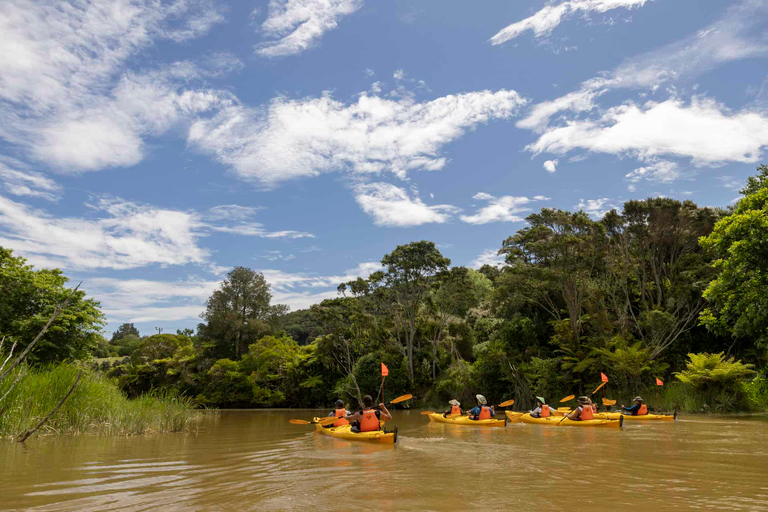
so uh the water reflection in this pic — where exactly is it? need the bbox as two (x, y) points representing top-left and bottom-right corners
(1, 411), (767, 511)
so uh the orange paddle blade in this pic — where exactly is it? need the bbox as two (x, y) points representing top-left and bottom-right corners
(602, 398), (617, 406)
(317, 417), (339, 426)
(389, 394), (413, 404)
(498, 399), (515, 407)
(560, 395), (575, 403)
(289, 419), (311, 425)
(592, 382), (607, 395)
(420, 411), (435, 415)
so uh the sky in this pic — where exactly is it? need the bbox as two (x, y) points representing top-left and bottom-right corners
(1, 0), (768, 335)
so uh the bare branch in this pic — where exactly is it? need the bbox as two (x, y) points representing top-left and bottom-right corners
(18, 370), (82, 442)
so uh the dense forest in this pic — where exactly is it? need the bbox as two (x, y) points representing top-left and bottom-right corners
(3, 166), (768, 414)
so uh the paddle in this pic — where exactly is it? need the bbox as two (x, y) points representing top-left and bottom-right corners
(388, 394), (413, 405)
(602, 398), (616, 406)
(591, 382), (607, 395)
(421, 411), (435, 415)
(289, 416), (339, 426)
(558, 395), (576, 424)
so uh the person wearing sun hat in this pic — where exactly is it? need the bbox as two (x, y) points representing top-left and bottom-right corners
(564, 396), (595, 421)
(530, 396), (554, 418)
(468, 394), (495, 420)
(442, 399), (463, 417)
(621, 396), (648, 416)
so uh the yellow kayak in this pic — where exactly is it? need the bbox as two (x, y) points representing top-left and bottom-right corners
(505, 411), (524, 423)
(313, 418), (397, 444)
(428, 413), (506, 427)
(520, 413), (623, 428)
(594, 412), (676, 421)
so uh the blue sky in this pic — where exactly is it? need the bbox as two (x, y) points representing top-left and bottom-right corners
(1, 0), (767, 335)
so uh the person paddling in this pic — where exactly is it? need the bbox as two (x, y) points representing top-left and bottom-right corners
(442, 399), (462, 418)
(621, 396), (649, 416)
(564, 396), (594, 421)
(530, 396), (553, 418)
(468, 394), (495, 420)
(345, 395), (392, 432)
(325, 399), (351, 428)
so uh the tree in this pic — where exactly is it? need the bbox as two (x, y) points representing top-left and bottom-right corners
(0, 247), (104, 363)
(111, 323), (140, 342)
(700, 165), (768, 350)
(198, 267), (287, 359)
(379, 241), (450, 382)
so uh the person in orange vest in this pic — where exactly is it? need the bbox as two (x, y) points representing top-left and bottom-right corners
(468, 394), (495, 420)
(324, 399), (351, 428)
(442, 399), (462, 417)
(345, 395), (392, 432)
(564, 396), (594, 421)
(530, 396), (553, 418)
(621, 396), (649, 416)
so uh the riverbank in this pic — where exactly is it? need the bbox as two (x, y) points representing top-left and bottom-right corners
(0, 364), (203, 439)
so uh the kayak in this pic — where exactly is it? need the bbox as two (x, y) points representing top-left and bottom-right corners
(505, 411), (524, 423)
(520, 413), (623, 429)
(313, 418), (397, 444)
(556, 407), (676, 421)
(594, 412), (676, 421)
(427, 413), (506, 427)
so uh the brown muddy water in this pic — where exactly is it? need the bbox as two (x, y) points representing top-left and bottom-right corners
(2, 410), (768, 511)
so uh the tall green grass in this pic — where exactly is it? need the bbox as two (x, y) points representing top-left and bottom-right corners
(0, 363), (203, 438)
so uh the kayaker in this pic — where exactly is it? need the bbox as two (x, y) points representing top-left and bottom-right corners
(564, 396), (594, 421)
(442, 399), (462, 418)
(468, 394), (495, 420)
(529, 396), (553, 418)
(621, 396), (649, 416)
(325, 399), (351, 428)
(345, 395), (392, 432)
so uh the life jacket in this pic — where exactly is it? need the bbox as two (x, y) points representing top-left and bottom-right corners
(637, 404), (648, 416)
(333, 408), (349, 427)
(450, 405), (461, 415)
(541, 405), (551, 418)
(359, 409), (380, 432)
(579, 405), (594, 421)
(478, 406), (491, 420)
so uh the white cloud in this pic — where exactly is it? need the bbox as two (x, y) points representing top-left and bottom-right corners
(470, 249), (505, 269)
(0, 195), (208, 271)
(188, 89), (526, 185)
(460, 192), (534, 225)
(490, 0), (648, 45)
(354, 183), (459, 227)
(543, 159), (558, 173)
(528, 97), (768, 166)
(0, 0), (228, 172)
(0, 162), (62, 202)
(394, 69), (405, 80)
(0, 195), (315, 271)
(625, 160), (680, 190)
(255, 0), (363, 57)
(202, 204), (314, 238)
(533, 195), (551, 201)
(576, 198), (617, 218)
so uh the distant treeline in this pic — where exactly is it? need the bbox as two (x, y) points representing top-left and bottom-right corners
(3, 166), (768, 414)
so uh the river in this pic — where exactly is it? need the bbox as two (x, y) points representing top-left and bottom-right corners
(2, 410), (768, 511)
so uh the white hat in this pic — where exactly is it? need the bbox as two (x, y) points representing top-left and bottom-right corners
(475, 394), (487, 405)
(449, 399), (460, 406)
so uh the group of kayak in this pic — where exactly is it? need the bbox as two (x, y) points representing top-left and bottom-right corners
(299, 393), (675, 445)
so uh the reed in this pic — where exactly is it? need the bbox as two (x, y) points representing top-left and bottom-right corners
(0, 363), (203, 438)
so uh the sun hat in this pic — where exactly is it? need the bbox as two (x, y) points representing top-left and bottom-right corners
(633, 396), (644, 402)
(577, 396), (590, 404)
(335, 399), (344, 408)
(536, 396), (546, 404)
(475, 394), (487, 405)
(449, 399), (460, 406)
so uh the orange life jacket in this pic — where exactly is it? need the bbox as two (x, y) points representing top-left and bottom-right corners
(637, 404), (648, 416)
(541, 405), (551, 418)
(450, 405), (461, 415)
(359, 409), (380, 432)
(579, 405), (594, 421)
(478, 406), (491, 420)
(333, 408), (349, 427)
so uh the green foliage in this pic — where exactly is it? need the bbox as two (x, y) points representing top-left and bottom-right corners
(0, 363), (201, 437)
(675, 352), (755, 389)
(0, 247), (105, 363)
(112, 333), (141, 356)
(700, 165), (768, 347)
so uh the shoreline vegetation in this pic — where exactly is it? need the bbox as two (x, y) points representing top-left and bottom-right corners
(2, 165), (768, 439)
